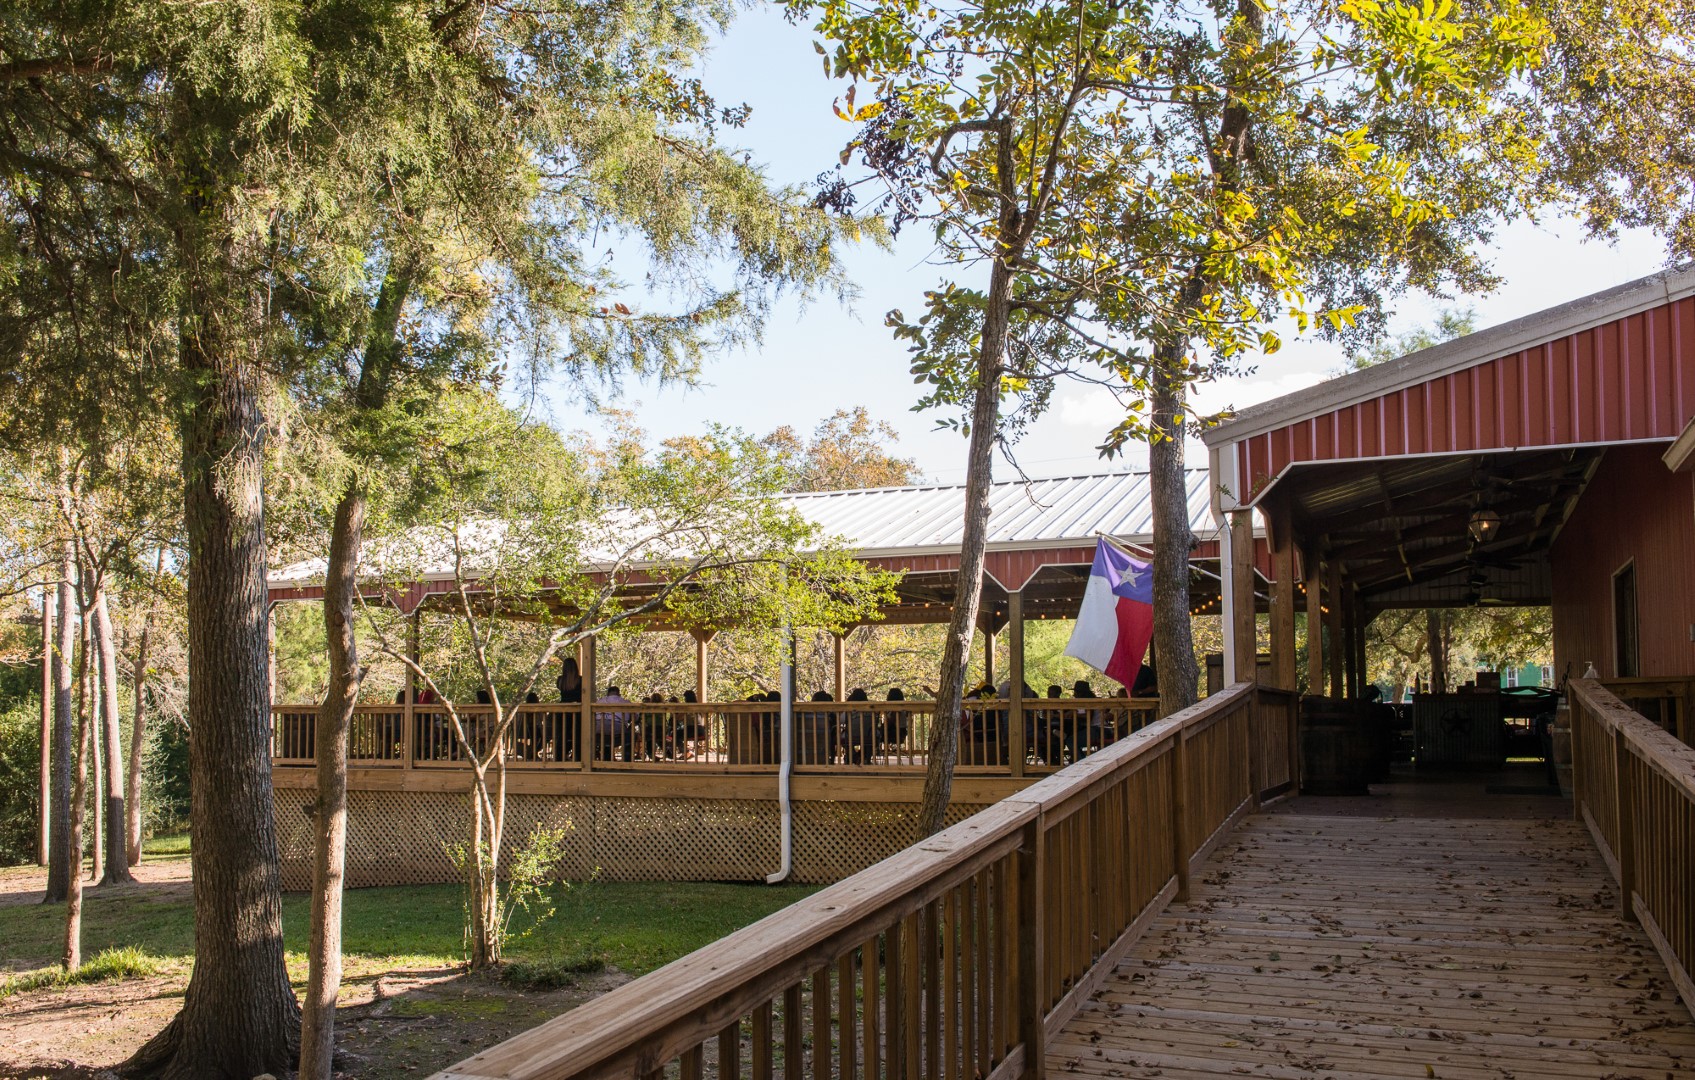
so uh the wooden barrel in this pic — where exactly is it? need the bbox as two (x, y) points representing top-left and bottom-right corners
(1301, 697), (1373, 796)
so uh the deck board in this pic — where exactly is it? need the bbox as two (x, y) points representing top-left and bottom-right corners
(1049, 804), (1695, 1078)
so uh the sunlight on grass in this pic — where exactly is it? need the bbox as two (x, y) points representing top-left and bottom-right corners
(0, 946), (175, 1000)
(0, 878), (817, 993)
(142, 833), (192, 858)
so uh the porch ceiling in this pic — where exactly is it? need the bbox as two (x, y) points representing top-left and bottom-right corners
(1276, 446), (1603, 609)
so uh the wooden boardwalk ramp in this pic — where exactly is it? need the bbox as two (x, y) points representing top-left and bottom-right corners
(1049, 791), (1695, 1079)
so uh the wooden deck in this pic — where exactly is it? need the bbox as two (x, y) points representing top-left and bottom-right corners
(1050, 774), (1695, 1078)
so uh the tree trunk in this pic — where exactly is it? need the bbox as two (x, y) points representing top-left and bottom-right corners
(93, 587), (133, 885)
(917, 254), (1014, 839)
(1149, 349), (1199, 717)
(63, 646), (92, 971)
(127, 549), (161, 867)
(38, 587), (52, 866)
(300, 486), (365, 1080)
(300, 264), (412, 1077)
(126, 260), (300, 1078)
(45, 547), (75, 904)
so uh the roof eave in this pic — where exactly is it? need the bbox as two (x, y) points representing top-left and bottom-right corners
(1202, 264), (1695, 449)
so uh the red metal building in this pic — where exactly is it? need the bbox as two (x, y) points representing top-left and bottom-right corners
(1203, 267), (1695, 736)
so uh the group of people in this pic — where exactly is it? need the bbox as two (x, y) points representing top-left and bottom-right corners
(953, 679), (1138, 766)
(386, 656), (1144, 768)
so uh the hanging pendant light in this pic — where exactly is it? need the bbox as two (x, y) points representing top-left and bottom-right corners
(1467, 508), (1501, 544)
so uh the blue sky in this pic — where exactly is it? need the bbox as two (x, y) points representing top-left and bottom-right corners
(543, 4), (1673, 484)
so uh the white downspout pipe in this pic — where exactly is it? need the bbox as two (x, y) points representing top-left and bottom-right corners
(766, 625), (795, 884)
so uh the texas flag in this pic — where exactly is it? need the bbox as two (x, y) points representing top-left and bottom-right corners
(1063, 539), (1155, 689)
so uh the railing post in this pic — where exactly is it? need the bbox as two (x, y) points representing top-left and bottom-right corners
(401, 703), (414, 770)
(1009, 589), (1026, 779)
(1570, 696), (1584, 822)
(1287, 694), (1301, 796)
(1017, 816), (1046, 1079)
(1612, 723), (1636, 922)
(581, 636), (596, 772)
(1246, 691), (1263, 807)
(1169, 729), (1190, 902)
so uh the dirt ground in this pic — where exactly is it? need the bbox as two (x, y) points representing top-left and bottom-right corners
(0, 861), (629, 1080)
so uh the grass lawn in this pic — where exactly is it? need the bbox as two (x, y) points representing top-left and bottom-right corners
(140, 832), (192, 858)
(0, 877), (818, 989)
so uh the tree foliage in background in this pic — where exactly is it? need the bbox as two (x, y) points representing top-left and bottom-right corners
(762, 407), (923, 491)
(788, 0), (1553, 833)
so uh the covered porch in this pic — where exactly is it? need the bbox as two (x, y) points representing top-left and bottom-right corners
(263, 468), (1277, 887)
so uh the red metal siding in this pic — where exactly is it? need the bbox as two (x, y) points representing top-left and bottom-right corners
(1551, 446), (1695, 679)
(1237, 297), (1695, 501)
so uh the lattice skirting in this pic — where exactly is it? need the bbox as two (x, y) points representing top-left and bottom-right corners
(274, 788), (986, 888)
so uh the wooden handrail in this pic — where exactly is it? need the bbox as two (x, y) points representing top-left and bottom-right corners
(435, 683), (1269, 1080)
(1568, 678), (1695, 1019)
(270, 697), (1163, 776)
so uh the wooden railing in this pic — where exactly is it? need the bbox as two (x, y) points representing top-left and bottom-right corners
(1569, 678), (1695, 1018)
(1599, 675), (1695, 747)
(270, 697), (1161, 776)
(434, 682), (1288, 1080)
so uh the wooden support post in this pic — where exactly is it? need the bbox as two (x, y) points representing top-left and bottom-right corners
(1341, 594), (1358, 700)
(1427, 609), (1447, 694)
(693, 630), (713, 701)
(1017, 819), (1046, 1079)
(581, 635), (597, 773)
(832, 631), (847, 702)
(1570, 695), (1585, 822)
(1231, 511), (1257, 684)
(38, 587), (51, 866)
(1354, 602), (1371, 697)
(1270, 511), (1297, 692)
(1305, 549), (1324, 697)
(1009, 590), (1026, 778)
(1170, 731), (1191, 901)
(1325, 562), (1344, 699)
(1613, 724), (1636, 921)
(403, 609), (420, 769)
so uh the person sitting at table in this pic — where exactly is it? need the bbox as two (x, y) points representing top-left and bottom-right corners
(798, 690), (839, 765)
(557, 656), (583, 703)
(880, 688), (911, 759)
(1131, 663), (1158, 699)
(962, 683), (1005, 766)
(675, 689), (707, 760)
(842, 688), (876, 765)
(1036, 685), (1066, 764)
(596, 685), (632, 760)
(1071, 679), (1102, 758)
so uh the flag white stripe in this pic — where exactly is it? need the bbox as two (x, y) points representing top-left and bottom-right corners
(1063, 572), (1120, 673)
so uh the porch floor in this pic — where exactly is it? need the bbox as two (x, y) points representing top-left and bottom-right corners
(1050, 766), (1695, 1078)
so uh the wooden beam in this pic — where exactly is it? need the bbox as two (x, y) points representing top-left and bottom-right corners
(1305, 548), (1325, 696)
(1325, 561), (1344, 699)
(1270, 504), (1298, 692)
(833, 632), (846, 702)
(1427, 609), (1446, 694)
(1008, 589), (1026, 779)
(581, 635), (597, 773)
(693, 630), (713, 701)
(1231, 511), (1257, 683)
(1341, 588), (1358, 700)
